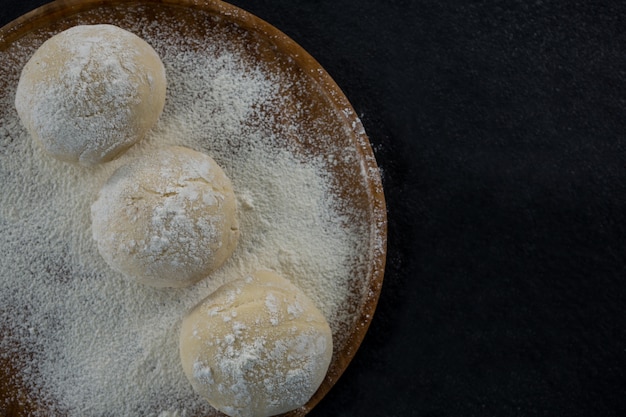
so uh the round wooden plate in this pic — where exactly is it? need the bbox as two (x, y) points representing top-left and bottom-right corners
(0, 1), (387, 416)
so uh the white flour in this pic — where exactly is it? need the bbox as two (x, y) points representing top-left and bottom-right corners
(0, 8), (373, 417)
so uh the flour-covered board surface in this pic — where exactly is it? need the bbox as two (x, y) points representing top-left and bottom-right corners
(0, 1), (386, 416)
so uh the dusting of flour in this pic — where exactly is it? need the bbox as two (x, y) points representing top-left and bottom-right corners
(0, 9), (372, 417)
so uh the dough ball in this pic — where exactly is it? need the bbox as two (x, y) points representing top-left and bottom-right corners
(179, 270), (333, 417)
(15, 24), (166, 165)
(91, 146), (239, 288)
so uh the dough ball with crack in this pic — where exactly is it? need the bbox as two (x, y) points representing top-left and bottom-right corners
(15, 24), (166, 166)
(179, 270), (333, 417)
(91, 146), (239, 288)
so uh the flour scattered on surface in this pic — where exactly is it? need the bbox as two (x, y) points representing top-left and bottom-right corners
(0, 6), (379, 417)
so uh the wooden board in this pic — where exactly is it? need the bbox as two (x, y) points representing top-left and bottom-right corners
(0, 1), (387, 416)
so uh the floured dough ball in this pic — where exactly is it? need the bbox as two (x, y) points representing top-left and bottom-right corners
(91, 146), (239, 288)
(179, 270), (333, 417)
(14, 24), (166, 165)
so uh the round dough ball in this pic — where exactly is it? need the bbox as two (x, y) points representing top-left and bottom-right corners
(91, 146), (239, 288)
(15, 24), (166, 165)
(179, 270), (333, 417)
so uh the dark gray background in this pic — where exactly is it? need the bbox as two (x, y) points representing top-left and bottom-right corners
(2, 1), (626, 416)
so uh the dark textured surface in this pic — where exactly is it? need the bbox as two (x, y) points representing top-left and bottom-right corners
(2, 1), (626, 416)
